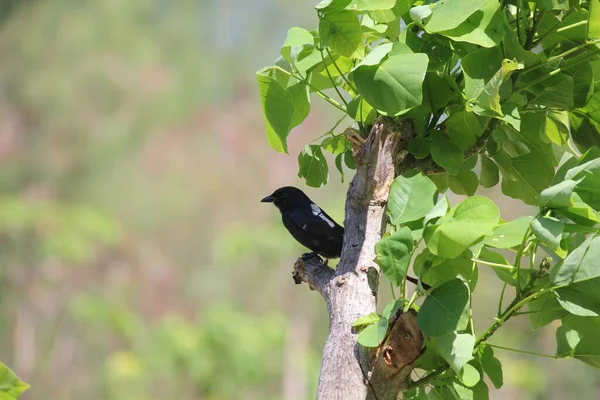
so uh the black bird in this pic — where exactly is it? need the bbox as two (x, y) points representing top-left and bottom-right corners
(261, 186), (430, 289)
(261, 186), (344, 259)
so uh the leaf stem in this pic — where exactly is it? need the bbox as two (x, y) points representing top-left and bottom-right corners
(390, 281), (397, 300)
(471, 258), (514, 270)
(320, 49), (349, 108)
(326, 47), (358, 93)
(524, 8), (542, 50)
(486, 343), (559, 359)
(497, 282), (508, 318)
(272, 66), (347, 113)
(514, 226), (532, 296)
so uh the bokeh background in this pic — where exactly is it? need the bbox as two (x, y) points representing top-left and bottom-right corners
(0, 1), (598, 399)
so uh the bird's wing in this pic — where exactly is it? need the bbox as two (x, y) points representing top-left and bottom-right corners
(288, 204), (344, 238)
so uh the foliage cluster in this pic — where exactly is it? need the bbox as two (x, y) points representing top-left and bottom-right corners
(257, 0), (600, 397)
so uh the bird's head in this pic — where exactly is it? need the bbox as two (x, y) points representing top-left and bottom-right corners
(261, 186), (312, 211)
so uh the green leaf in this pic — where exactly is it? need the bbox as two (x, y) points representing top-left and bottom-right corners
(424, 197), (500, 259)
(417, 278), (470, 336)
(500, 152), (555, 206)
(382, 299), (405, 320)
(461, 47), (503, 101)
(424, 196), (449, 227)
(574, 331), (600, 368)
(447, 169), (479, 196)
(352, 46), (429, 115)
(556, 325), (579, 357)
(347, 96), (376, 124)
(540, 180), (579, 208)
(459, 363), (481, 387)
(468, 59), (522, 117)
(281, 27), (314, 64)
(556, 279), (600, 317)
(550, 234), (600, 286)
(375, 228), (414, 286)
(590, 0), (600, 39)
(322, 135), (349, 155)
(480, 155), (500, 188)
(480, 345), (503, 389)
(439, 0), (506, 47)
(319, 10), (362, 57)
(256, 69), (295, 153)
(298, 145), (329, 187)
(424, 72), (461, 111)
(431, 332), (475, 373)
(484, 216), (533, 249)
(358, 317), (388, 347)
(0, 362), (30, 399)
(408, 137), (431, 159)
(388, 173), (438, 225)
(526, 72), (574, 110)
(445, 111), (483, 151)
(430, 133), (464, 175)
(422, 256), (478, 290)
(353, 312), (381, 327)
(528, 294), (569, 330)
(422, 0), (488, 33)
(335, 153), (345, 183)
(530, 216), (565, 256)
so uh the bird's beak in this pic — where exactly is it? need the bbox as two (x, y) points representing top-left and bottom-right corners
(261, 195), (276, 203)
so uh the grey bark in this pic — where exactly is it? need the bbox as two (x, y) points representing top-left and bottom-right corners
(293, 118), (424, 400)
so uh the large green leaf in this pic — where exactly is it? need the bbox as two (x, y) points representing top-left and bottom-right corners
(422, 0), (488, 33)
(297, 145), (329, 187)
(445, 111), (483, 151)
(480, 155), (500, 188)
(256, 69), (295, 153)
(375, 228), (414, 286)
(319, 10), (362, 57)
(530, 216), (565, 256)
(461, 47), (503, 101)
(574, 330), (600, 368)
(535, 0), (569, 11)
(388, 173), (438, 225)
(499, 152), (555, 205)
(550, 234), (600, 285)
(430, 133), (465, 175)
(417, 278), (470, 336)
(431, 332), (476, 374)
(0, 362), (30, 400)
(424, 197), (500, 259)
(281, 27), (314, 64)
(484, 215), (533, 249)
(422, 255), (478, 290)
(468, 59), (522, 116)
(352, 45), (429, 115)
(540, 180), (579, 208)
(439, 0), (506, 47)
(480, 345), (503, 389)
(527, 294), (569, 330)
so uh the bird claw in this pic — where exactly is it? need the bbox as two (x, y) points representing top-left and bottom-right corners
(301, 252), (321, 262)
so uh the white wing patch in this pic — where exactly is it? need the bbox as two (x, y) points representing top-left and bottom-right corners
(311, 203), (335, 228)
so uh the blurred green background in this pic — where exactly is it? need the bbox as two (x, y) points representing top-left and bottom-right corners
(0, 1), (598, 399)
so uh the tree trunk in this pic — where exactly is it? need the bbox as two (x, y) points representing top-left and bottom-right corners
(294, 118), (424, 400)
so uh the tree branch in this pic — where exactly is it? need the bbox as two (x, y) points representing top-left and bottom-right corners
(292, 117), (424, 400)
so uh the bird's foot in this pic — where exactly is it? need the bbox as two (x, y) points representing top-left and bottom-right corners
(301, 252), (321, 262)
